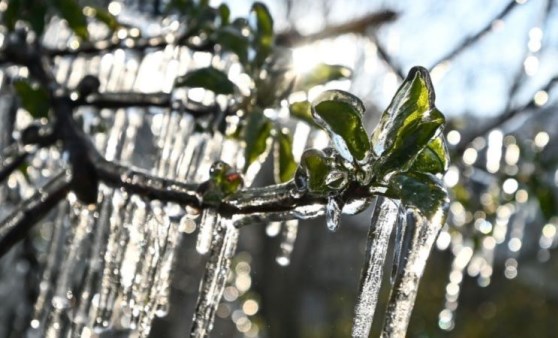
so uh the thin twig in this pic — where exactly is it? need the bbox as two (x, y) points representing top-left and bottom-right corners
(276, 10), (397, 47)
(428, 0), (520, 70)
(0, 144), (29, 183)
(372, 36), (405, 80)
(0, 171), (71, 258)
(456, 76), (558, 154)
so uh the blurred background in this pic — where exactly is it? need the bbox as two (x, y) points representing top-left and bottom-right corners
(1, 0), (557, 337)
(193, 0), (558, 337)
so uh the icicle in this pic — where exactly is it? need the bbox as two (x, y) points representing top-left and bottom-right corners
(190, 218), (239, 338)
(326, 196), (342, 232)
(28, 203), (69, 336)
(196, 208), (219, 255)
(72, 191), (113, 335)
(276, 220), (298, 266)
(94, 193), (132, 329)
(44, 206), (94, 337)
(381, 207), (445, 338)
(391, 205), (408, 284)
(352, 197), (399, 338)
(438, 244), (473, 331)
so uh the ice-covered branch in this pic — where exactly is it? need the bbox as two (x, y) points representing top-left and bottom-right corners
(0, 170), (71, 258)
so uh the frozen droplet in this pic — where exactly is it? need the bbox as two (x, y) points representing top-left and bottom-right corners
(275, 220), (298, 266)
(326, 196), (342, 232)
(343, 197), (370, 215)
(352, 197), (398, 337)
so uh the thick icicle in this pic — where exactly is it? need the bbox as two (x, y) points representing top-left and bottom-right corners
(275, 220), (298, 266)
(352, 197), (399, 338)
(190, 218), (239, 338)
(381, 207), (445, 338)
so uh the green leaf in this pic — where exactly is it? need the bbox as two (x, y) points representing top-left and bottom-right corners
(218, 4), (230, 25)
(410, 135), (449, 174)
(214, 26), (249, 64)
(388, 172), (449, 223)
(274, 129), (297, 183)
(28, 1), (47, 37)
(175, 67), (236, 95)
(250, 2), (274, 66)
(289, 101), (314, 125)
(4, 0), (21, 31)
(14, 80), (50, 119)
(243, 112), (273, 170)
(91, 7), (119, 32)
(52, 0), (89, 40)
(295, 64), (352, 91)
(296, 149), (330, 194)
(531, 175), (557, 221)
(164, 0), (193, 15)
(371, 66), (445, 179)
(311, 90), (370, 163)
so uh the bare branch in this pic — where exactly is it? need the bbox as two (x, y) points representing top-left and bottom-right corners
(455, 76), (558, 154)
(429, 0), (520, 70)
(0, 170), (71, 258)
(276, 10), (397, 47)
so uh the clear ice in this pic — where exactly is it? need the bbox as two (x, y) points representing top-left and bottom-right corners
(352, 197), (399, 338)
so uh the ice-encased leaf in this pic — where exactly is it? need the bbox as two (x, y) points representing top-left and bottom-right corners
(273, 129), (297, 183)
(371, 67), (445, 178)
(295, 63), (352, 91)
(295, 149), (330, 194)
(311, 90), (370, 163)
(175, 67), (236, 95)
(243, 112), (273, 170)
(410, 135), (449, 175)
(352, 197), (399, 338)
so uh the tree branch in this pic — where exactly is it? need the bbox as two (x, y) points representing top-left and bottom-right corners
(276, 10), (397, 47)
(0, 144), (29, 183)
(0, 170), (71, 258)
(428, 0), (520, 70)
(455, 75), (558, 154)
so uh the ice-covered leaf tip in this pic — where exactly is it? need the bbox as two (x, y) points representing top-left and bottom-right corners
(371, 66), (445, 180)
(311, 90), (370, 164)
